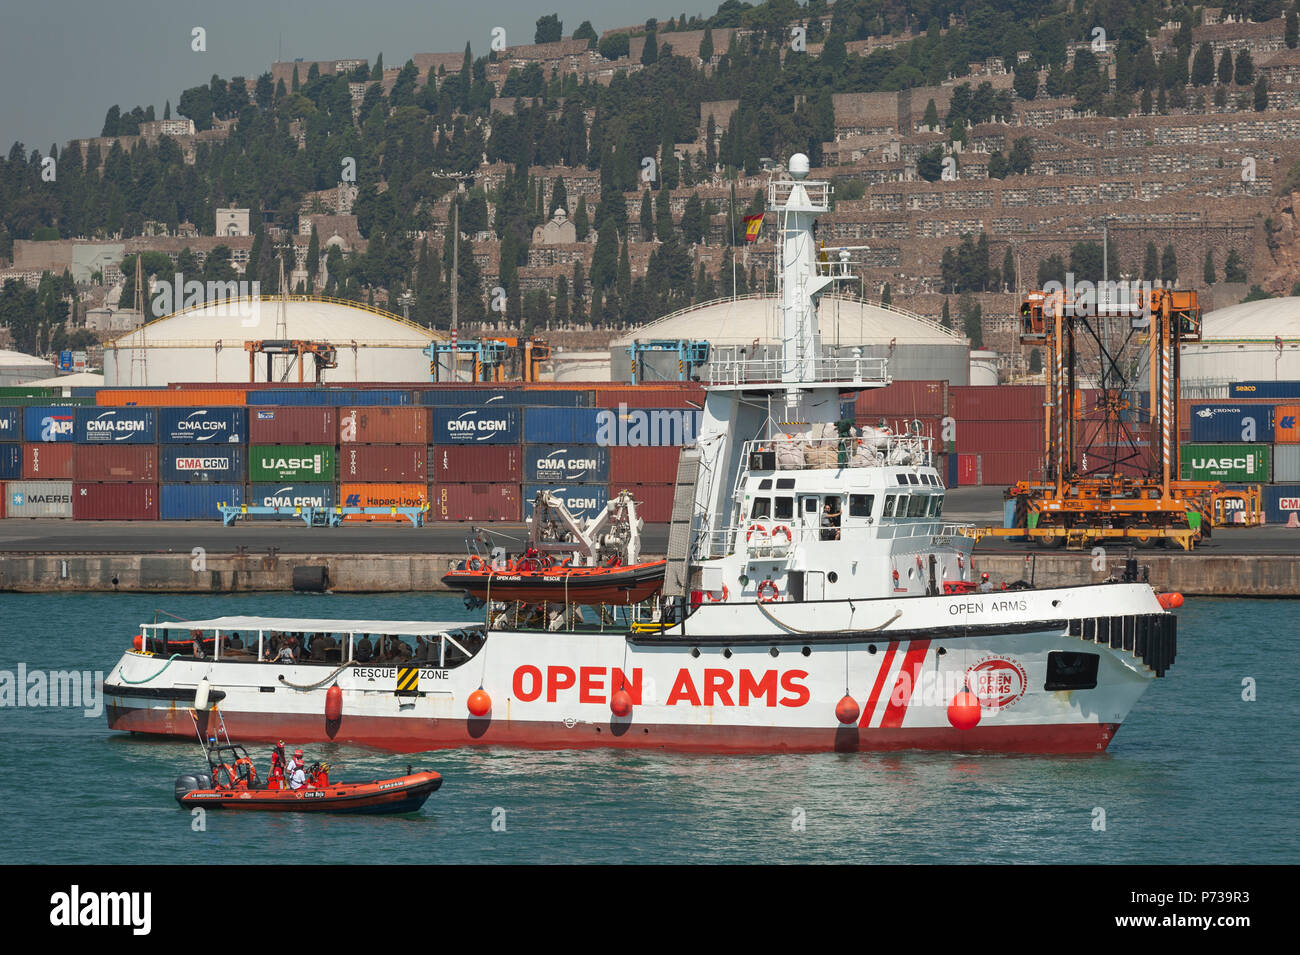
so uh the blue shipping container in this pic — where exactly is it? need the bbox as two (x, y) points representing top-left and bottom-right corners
(1189, 404), (1276, 443)
(22, 406), (78, 442)
(0, 443), (21, 479)
(946, 451), (958, 487)
(1264, 485), (1300, 525)
(246, 483), (336, 510)
(159, 446), (245, 483)
(432, 406), (521, 444)
(522, 445), (610, 483)
(593, 406), (703, 446)
(522, 484), (607, 521)
(420, 389), (592, 407)
(523, 407), (602, 444)
(158, 407), (247, 444)
(75, 407), (157, 444)
(0, 408), (18, 439)
(159, 484), (244, 520)
(1230, 381), (1300, 399)
(245, 389), (413, 406)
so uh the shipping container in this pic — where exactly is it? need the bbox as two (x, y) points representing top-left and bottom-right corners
(420, 388), (593, 407)
(945, 451), (958, 487)
(1275, 404), (1300, 443)
(337, 482), (429, 521)
(159, 484), (243, 520)
(340, 445), (427, 482)
(1274, 444), (1300, 483)
(1188, 405), (1275, 443)
(75, 407), (157, 444)
(97, 388), (247, 406)
(0, 408), (18, 440)
(249, 407), (337, 445)
(247, 483), (335, 510)
(0, 444), (21, 480)
(248, 445), (335, 482)
(524, 444), (611, 484)
(22, 443), (76, 479)
(244, 389), (414, 406)
(74, 445), (158, 482)
(159, 446), (246, 484)
(432, 407), (521, 445)
(1263, 485), (1300, 525)
(429, 445), (522, 484)
(428, 483), (522, 522)
(522, 484), (607, 520)
(609, 446), (679, 485)
(0, 482), (4, 518)
(1230, 381), (1300, 399)
(337, 406), (429, 444)
(594, 406), (702, 447)
(950, 385), (1044, 421)
(0, 396), (93, 407)
(958, 454), (979, 486)
(854, 380), (948, 417)
(1179, 443), (1271, 483)
(979, 451), (1046, 486)
(73, 482), (158, 520)
(22, 406), (77, 442)
(621, 483), (675, 523)
(522, 407), (600, 444)
(954, 420), (1043, 454)
(5, 480), (73, 517)
(158, 407), (248, 444)
(593, 387), (704, 409)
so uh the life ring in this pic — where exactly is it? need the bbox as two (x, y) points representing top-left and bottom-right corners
(757, 579), (780, 602)
(771, 524), (793, 544)
(233, 756), (258, 788)
(466, 556), (485, 571)
(746, 522), (770, 544)
(704, 585), (730, 602)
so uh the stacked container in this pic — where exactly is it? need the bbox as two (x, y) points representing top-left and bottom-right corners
(338, 406), (430, 521)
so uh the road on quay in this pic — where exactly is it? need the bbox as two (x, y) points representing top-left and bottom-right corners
(0, 487), (1296, 555)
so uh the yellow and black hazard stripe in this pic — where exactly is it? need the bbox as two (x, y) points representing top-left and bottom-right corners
(395, 666), (420, 697)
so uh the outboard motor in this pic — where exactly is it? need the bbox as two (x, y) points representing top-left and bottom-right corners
(174, 772), (213, 804)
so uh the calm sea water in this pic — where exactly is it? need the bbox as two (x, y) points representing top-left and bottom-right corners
(0, 592), (1294, 865)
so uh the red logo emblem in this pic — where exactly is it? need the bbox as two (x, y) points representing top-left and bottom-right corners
(966, 656), (1028, 709)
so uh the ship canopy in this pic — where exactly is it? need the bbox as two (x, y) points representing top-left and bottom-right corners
(141, 616), (479, 635)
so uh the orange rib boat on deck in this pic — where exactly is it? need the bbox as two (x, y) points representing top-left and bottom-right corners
(442, 556), (666, 605)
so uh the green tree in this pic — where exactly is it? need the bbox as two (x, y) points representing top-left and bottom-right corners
(573, 20), (598, 48)
(590, 220), (618, 291)
(940, 297), (951, 329)
(305, 226), (320, 293)
(699, 25), (714, 62)
(922, 98), (939, 128)
(599, 34), (630, 60)
(535, 14), (562, 44)
(1142, 242), (1160, 282)
(1192, 42), (1215, 86)
(642, 30), (659, 66)
(958, 292), (983, 348)
(1160, 244), (1178, 285)
(1235, 50), (1255, 86)
(573, 196), (589, 240)
(1013, 64), (1038, 101)
(1255, 76), (1269, 111)
(916, 146), (944, 182)
(880, 282), (891, 307)
(1218, 49), (1234, 85)
(639, 189), (654, 241)
(1204, 249), (1216, 284)
(1224, 249), (1247, 282)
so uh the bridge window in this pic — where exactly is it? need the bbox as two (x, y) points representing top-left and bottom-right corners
(929, 496), (944, 517)
(758, 479), (772, 490)
(776, 478), (796, 489)
(906, 495), (928, 518)
(751, 497), (771, 520)
(883, 494), (898, 517)
(774, 497), (794, 520)
(849, 494), (874, 517)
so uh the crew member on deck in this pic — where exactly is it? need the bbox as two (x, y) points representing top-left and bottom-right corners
(287, 750), (307, 790)
(978, 572), (994, 593)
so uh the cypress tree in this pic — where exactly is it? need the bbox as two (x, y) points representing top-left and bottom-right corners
(640, 189), (654, 241)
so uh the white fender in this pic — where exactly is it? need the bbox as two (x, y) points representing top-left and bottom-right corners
(195, 677), (211, 711)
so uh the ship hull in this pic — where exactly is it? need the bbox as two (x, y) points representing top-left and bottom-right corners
(105, 584), (1170, 756)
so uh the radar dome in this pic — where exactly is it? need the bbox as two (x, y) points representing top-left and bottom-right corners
(788, 153), (810, 179)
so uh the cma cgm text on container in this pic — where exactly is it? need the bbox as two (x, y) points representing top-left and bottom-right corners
(158, 407), (247, 443)
(75, 408), (157, 444)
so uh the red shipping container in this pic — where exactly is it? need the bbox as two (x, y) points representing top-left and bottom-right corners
(340, 445), (427, 482)
(610, 446), (682, 485)
(73, 483), (158, 520)
(338, 406), (430, 444)
(956, 420), (1043, 454)
(74, 445), (158, 482)
(429, 483), (522, 522)
(958, 453), (980, 486)
(978, 451), (1045, 486)
(595, 387), (705, 409)
(622, 483), (675, 523)
(23, 443), (77, 479)
(249, 407), (336, 444)
(951, 385), (1044, 421)
(855, 380), (947, 417)
(338, 482), (429, 522)
(430, 445), (522, 483)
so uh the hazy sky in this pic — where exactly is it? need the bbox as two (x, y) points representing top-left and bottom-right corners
(1, 0), (670, 153)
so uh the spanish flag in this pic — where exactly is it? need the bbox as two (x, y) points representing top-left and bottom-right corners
(743, 212), (763, 243)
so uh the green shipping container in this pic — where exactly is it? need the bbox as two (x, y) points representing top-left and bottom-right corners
(248, 445), (335, 482)
(1179, 443), (1271, 483)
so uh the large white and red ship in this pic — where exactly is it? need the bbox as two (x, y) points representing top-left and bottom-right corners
(105, 156), (1176, 754)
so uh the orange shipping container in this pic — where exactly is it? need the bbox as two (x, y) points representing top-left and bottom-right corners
(338, 406), (430, 444)
(1276, 404), (1300, 443)
(337, 482), (429, 522)
(97, 389), (247, 406)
